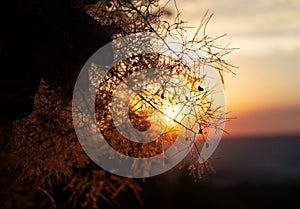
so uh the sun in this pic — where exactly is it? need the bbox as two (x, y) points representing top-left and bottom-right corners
(127, 79), (199, 134)
(162, 105), (181, 123)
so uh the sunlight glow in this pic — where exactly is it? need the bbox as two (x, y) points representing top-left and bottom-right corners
(163, 107), (178, 120)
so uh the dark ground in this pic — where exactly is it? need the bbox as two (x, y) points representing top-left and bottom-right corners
(113, 135), (300, 209)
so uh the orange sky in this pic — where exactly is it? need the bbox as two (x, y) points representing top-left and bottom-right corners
(163, 0), (300, 137)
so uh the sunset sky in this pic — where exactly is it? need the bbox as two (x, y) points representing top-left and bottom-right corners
(164, 0), (300, 137)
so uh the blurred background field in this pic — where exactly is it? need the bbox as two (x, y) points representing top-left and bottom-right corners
(115, 135), (300, 209)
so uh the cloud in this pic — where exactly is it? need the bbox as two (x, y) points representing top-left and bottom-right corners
(162, 0), (300, 54)
(225, 107), (300, 137)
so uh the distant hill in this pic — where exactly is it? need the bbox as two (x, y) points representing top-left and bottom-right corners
(211, 135), (300, 185)
(121, 135), (300, 209)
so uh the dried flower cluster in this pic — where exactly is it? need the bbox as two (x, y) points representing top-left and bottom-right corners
(0, 0), (235, 208)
